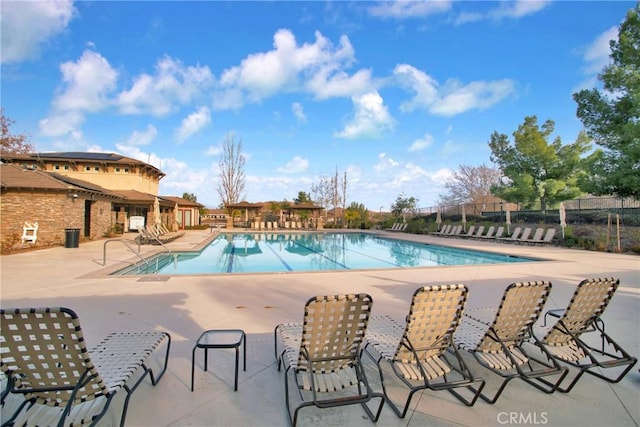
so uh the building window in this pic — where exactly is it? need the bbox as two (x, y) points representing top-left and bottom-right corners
(115, 167), (121, 172)
(85, 166), (91, 171)
(64, 165), (69, 170)
(94, 166), (100, 171)
(124, 168), (129, 173)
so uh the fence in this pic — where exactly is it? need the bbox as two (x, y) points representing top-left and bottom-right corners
(417, 196), (640, 226)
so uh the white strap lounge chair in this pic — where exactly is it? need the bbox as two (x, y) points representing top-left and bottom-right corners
(274, 294), (384, 426)
(534, 278), (637, 393)
(1, 307), (171, 427)
(454, 281), (568, 404)
(364, 285), (485, 418)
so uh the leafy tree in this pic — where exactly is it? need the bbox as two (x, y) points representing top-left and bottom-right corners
(489, 116), (590, 210)
(182, 192), (198, 202)
(344, 202), (368, 228)
(439, 164), (502, 214)
(216, 133), (246, 214)
(1, 109), (34, 153)
(390, 194), (418, 222)
(573, 6), (640, 199)
(294, 191), (312, 203)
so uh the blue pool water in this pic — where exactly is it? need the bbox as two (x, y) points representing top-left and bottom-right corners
(113, 232), (535, 275)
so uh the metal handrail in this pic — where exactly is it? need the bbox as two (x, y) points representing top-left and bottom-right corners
(102, 238), (149, 268)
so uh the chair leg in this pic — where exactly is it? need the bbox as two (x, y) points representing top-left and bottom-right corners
(147, 333), (172, 386)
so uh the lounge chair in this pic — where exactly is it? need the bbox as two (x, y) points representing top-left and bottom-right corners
(516, 227), (533, 243)
(520, 228), (544, 244)
(498, 226), (522, 242)
(534, 278), (637, 393)
(453, 281), (569, 404)
(461, 225), (475, 238)
(492, 226), (505, 239)
(433, 224), (451, 236)
(529, 228), (556, 245)
(477, 226), (495, 239)
(472, 226), (485, 238)
(480, 226), (503, 240)
(448, 224), (463, 236)
(363, 285), (485, 418)
(0, 307), (171, 427)
(274, 294), (384, 426)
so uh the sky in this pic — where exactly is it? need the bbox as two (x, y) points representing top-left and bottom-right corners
(1, 1), (634, 211)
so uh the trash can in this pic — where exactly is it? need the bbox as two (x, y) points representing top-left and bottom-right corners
(65, 228), (80, 248)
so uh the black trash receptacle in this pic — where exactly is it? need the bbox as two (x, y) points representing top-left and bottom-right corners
(65, 228), (80, 248)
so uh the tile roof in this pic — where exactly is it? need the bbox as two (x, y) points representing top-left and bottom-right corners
(1, 164), (71, 191)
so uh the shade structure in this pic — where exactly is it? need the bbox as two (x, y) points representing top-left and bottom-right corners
(436, 209), (442, 230)
(559, 202), (567, 238)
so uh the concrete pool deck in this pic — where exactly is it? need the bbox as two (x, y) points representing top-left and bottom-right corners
(1, 229), (639, 427)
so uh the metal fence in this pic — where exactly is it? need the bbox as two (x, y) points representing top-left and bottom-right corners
(417, 196), (640, 226)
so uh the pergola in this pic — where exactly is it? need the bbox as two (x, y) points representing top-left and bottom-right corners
(285, 202), (325, 227)
(225, 201), (263, 227)
(224, 201), (325, 228)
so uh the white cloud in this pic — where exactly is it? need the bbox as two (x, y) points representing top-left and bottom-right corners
(39, 111), (85, 138)
(490, 0), (551, 20)
(374, 152), (400, 173)
(176, 106), (211, 143)
(117, 56), (214, 116)
(39, 49), (117, 139)
(368, 1), (452, 19)
(335, 91), (395, 139)
(53, 50), (118, 112)
(408, 133), (434, 152)
(205, 145), (222, 156)
(394, 64), (515, 116)
(306, 68), (375, 100)
(126, 125), (157, 146)
(213, 29), (373, 109)
(456, 0), (551, 25)
(277, 156), (309, 173)
(1, 0), (75, 64)
(292, 102), (307, 122)
(430, 167), (455, 185)
(583, 26), (617, 75)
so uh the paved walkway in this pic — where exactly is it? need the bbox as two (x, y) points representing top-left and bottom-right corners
(1, 230), (639, 426)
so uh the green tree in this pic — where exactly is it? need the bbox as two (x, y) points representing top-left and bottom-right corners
(182, 192), (197, 202)
(573, 6), (640, 199)
(294, 191), (312, 203)
(344, 202), (368, 228)
(390, 194), (418, 222)
(489, 116), (590, 210)
(1, 109), (34, 153)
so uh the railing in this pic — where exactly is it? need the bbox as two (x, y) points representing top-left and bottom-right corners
(101, 238), (149, 268)
(418, 196), (640, 226)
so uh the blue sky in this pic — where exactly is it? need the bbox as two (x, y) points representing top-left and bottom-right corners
(1, 1), (633, 211)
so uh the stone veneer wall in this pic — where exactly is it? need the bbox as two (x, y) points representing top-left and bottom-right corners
(0, 190), (115, 249)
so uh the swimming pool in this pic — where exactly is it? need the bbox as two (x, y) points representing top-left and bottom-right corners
(113, 232), (535, 275)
